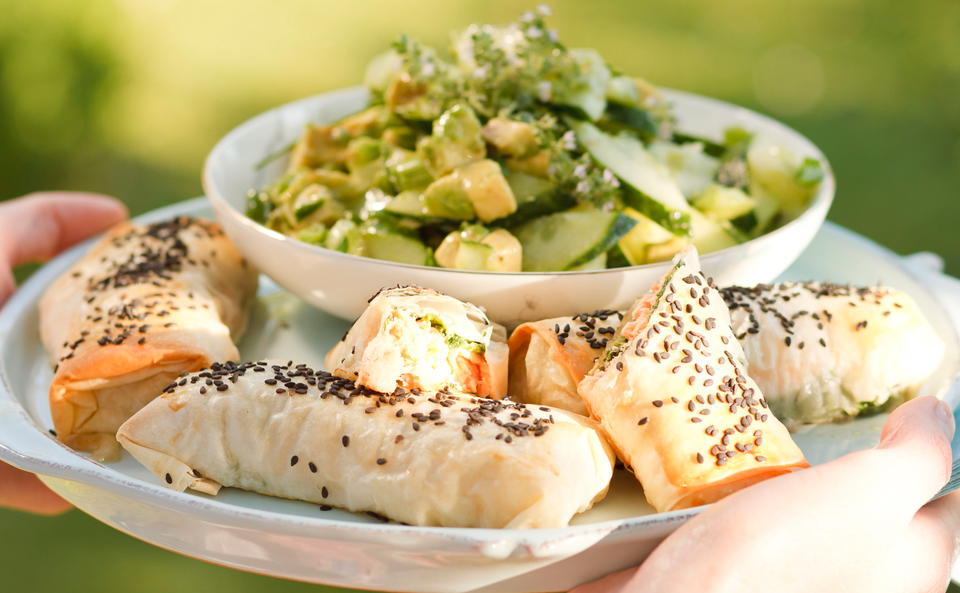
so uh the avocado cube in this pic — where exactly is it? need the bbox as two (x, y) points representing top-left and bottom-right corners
(456, 159), (517, 222)
(481, 118), (539, 157)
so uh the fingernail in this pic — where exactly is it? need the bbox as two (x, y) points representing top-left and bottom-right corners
(934, 399), (955, 439)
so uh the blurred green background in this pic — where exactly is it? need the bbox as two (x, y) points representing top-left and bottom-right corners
(1, 0), (957, 591)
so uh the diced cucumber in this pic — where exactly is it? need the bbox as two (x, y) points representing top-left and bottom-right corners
(293, 184), (338, 221)
(386, 151), (433, 192)
(422, 175), (475, 220)
(296, 223), (327, 246)
(418, 104), (486, 176)
(514, 208), (636, 271)
(245, 190), (272, 223)
(692, 184), (756, 221)
(571, 120), (691, 235)
(325, 219), (364, 255)
(434, 226), (521, 272)
(454, 240), (494, 270)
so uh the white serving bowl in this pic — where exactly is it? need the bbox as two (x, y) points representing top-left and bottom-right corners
(204, 87), (834, 326)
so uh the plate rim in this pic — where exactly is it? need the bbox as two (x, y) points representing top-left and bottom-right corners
(0, 197), (957, 553)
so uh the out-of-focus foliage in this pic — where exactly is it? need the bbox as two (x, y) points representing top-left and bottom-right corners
(0, 1), (957, 591)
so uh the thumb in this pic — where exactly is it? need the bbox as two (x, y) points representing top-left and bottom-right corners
(861, 397), (954, 515)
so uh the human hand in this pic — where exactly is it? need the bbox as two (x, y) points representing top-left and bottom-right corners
(0, 192), (127, 514)
(574, 396), (960, 593)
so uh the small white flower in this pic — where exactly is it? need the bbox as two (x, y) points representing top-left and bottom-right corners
(561, 130), (577, 150)
(472, 65), (489, 79)
(602, 169), (620, 187)
(670, 211), (683, 220)
(573, 164), (589, 178)
(520, 11), (535, 23)
(420, 61), (435, 77)
(537, 4), (552, 16)
(525, 26), (543, 39)
(575, 180), (591, 195)
(547, 29), (558, 42)
(537, 80), (552, 101)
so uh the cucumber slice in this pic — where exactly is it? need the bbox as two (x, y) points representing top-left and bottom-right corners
(552, 49), (610, 121)
(692, 184), (756, 221)
(646, 237), (690, 263)
(570, 253), (607, 271)
(514, 208), (636, 272)
(500, 171), (573, 225)
(571, 120), (691, 235)
(606, 244), (631, 268)
(606, 75), (640, 106)
(604, 103), (658, 140)
(689, 210), (739, 253)
(748, 186), (782, 235)
(649, 141), (720, 199)
(618, 208), (675, 265)
(362, 230), (431, 265)
(385, 191), (430, 218)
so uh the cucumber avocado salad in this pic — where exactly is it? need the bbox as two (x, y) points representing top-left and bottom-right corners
(246, 6), (824, 272)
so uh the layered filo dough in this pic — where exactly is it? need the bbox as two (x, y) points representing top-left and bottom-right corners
(722, 283), (944, 428)
(578, 248), (808, 512)
(117, 361), (615, 529)
(40, 217), (257, 458)
(507, 310), (622, 416)
(326, 286), (509, 398)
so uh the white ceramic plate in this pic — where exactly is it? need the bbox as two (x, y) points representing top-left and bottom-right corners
(203, 87), (835, 326)
(1, 199), (957, 593)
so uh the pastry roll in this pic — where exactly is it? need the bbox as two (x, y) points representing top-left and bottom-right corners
(507, 310), (622, 415)
(40, 217), (257, 458)
(325, 286), (508, 398)
(117, 360), (615, 529)
(578, 248), (808, 512)
(722, 283), (944, 427)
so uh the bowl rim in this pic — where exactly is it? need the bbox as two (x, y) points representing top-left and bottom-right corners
(203, 86), (835, 277)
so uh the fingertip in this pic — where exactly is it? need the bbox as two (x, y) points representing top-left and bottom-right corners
(880, 396), (954, 446)
(0, 192), (129, 265)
